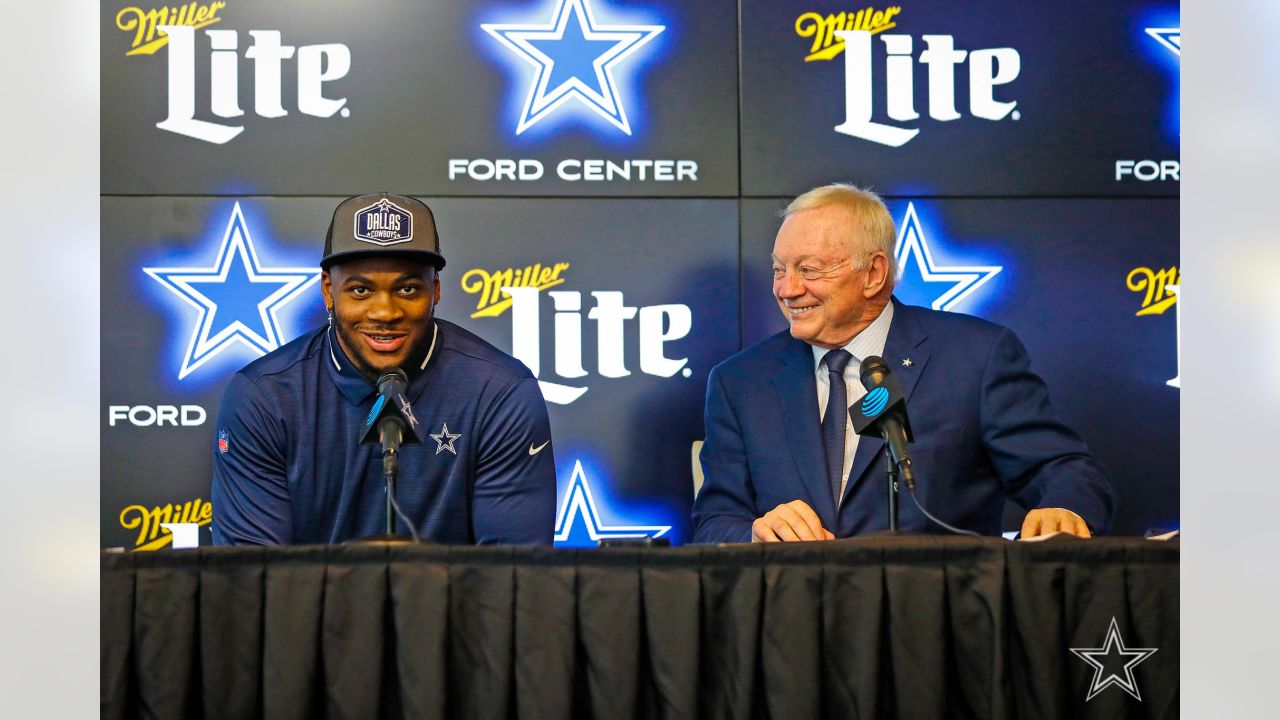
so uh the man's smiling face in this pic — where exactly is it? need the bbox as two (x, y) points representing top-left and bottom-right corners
(322, 256), (440, 382)
(771, 205), (886, 349)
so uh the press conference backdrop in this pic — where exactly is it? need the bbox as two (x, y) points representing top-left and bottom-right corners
(101, 0), (1179, 550)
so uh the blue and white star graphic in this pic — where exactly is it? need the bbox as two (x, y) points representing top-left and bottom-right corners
(144, 203), (319, 380)
(1070, 617), (1159, 701)
(483, 0), (664, 135)
(893, 202), (1003, 312)
(1145, 27), (1180, 57)
(430, 423), (462, 455)
(554, 460), (670, 546)
(1137, 10), (1180, 142)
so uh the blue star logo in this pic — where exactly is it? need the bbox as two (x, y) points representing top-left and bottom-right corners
(1137, 11), (1179, 142)
(144, 203), (319, 380)
(554, 460), (670, 546)
(483, 0), (664, 135)
(1070, 617), (1159, 701)
(1145, 27), (1180, 57)
(429, 423), (462, 455)
(893, 202), (1003, 312)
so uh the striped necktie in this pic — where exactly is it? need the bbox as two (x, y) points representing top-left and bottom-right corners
(821, 349), (854, 505)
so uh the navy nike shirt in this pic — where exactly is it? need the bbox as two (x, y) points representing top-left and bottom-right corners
(210, 319), (556, 545)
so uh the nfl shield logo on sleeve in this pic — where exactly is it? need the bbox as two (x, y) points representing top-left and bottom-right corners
(217, 430), (230, 454)
(354, 198), (413, 246)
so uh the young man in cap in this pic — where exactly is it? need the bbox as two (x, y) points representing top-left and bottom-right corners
(211, 193), (556, 545)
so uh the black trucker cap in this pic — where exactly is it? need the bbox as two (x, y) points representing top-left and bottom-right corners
(321, 192), (446, 270)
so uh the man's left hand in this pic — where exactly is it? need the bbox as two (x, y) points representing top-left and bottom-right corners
(1021, 508), (1092, 539)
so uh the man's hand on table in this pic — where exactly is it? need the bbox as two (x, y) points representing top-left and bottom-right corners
(1021, 508), (1092, 539)
(751, 500), (836, 542)
(749, 502), (1092, 541)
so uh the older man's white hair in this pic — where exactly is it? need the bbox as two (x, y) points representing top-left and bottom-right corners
(783, 183), (899, 286)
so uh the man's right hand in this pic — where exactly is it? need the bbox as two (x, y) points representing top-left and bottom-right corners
(751, 500), (835, 542)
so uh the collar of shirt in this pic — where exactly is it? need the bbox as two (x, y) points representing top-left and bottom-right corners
(809, 301), (895, 385)
(323, 321), (441, 405)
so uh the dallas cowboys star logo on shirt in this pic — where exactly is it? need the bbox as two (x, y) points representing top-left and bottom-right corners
(399, 398), (419, 429)
(429, 423), (462, 455)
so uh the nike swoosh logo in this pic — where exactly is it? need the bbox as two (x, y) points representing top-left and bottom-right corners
(529, 440), (550, 456)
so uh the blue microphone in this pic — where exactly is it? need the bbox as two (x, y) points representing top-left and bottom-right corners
(359, 368), (422, 455)
(849, 355), (917, 491)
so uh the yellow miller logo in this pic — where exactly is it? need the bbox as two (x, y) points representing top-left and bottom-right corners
(119, 497), (213, 551)
(1126, 265), (1179, 316)
(795, 6), (902, 61)
(115, 1), (227, 56)
(460, 262), (571, 318)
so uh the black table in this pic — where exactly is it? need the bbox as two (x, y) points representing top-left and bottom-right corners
(101, 535), (1178, 719)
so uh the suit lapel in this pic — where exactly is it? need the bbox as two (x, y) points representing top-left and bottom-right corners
(841, 299), (931, 506)
(771, 339), (838, 527)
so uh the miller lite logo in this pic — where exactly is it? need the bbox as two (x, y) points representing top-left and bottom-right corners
(831, 29), (1022, 147)
(120, 496), (213, 551)
(462, 261), (694, 405)
(122, 5), (353, 144)
(354, 199), (413, 246)
(1126, 265), (1179, 316)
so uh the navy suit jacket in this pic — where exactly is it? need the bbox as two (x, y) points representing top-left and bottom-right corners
(692, 299), (1116, 543)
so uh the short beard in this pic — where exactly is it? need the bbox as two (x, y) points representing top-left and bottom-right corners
(332, 319), (435, 385)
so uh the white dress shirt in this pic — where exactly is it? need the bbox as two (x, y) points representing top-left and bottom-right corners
(811, 302), (894, 501)
(808, 302), (1084, 531)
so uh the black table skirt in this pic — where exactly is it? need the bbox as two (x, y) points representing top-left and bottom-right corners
(101, 535), (1178, 719)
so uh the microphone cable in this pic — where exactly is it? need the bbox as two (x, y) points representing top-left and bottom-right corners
(387, 487), (422, 544)
(907, 488), (980, 538)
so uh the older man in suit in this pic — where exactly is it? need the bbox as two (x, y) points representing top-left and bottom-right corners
(692, 184), (1115, 543)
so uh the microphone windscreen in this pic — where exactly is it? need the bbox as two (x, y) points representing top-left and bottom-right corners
(859, 355), (891, 388)
(377, 368), (409, 395)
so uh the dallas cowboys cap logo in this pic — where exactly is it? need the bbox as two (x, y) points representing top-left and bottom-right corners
(321, 192), (446, 270)
(354, 198), (413, 246)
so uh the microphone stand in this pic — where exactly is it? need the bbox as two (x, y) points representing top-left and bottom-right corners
(383, 434), (399, 536)
(349, 368), (423, 545)
(349, 419), (417, 545)
(885, 452), (900, 532)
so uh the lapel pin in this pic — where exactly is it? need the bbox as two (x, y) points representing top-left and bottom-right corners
(902, 358), (913, 367)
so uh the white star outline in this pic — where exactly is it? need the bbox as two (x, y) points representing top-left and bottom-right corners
(144, 203), (320, 380)
(1070, 617), (1159, 702)
(894, 202), (1003, 312)
(1145, 27), (1180, 57)
(554, 460), (670, 543)
(398, 398), (419, 429)
(430, 423), (462, 455)
(482, 0), (664, 135)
